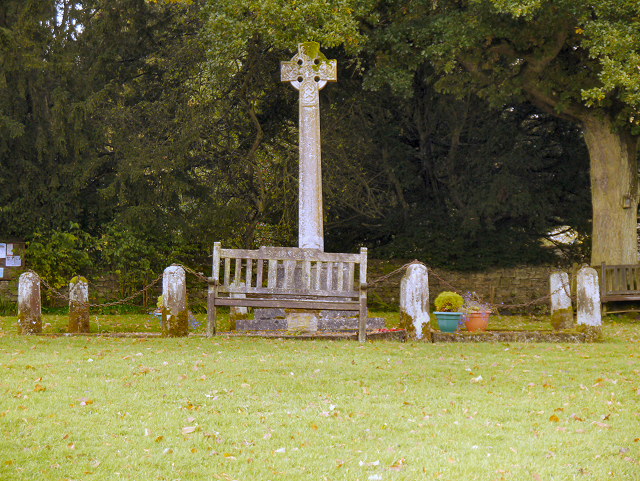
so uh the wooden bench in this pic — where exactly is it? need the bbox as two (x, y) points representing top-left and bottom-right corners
(598, 262), (640, 313)
(206, 243), (368, 341)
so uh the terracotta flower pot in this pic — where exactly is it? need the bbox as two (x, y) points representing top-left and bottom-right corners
(465, 312), (490, 332)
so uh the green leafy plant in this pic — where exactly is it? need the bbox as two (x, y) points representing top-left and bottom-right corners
(26, 224), (96, 305)
(434, 291), (463, 312)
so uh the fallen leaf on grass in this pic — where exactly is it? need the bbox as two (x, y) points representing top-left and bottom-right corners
(155, 436), (163, 442)
(624, 457), (634, 462)
(592, 422), (610, 428)
(510, 447), (517, 453)
(263, 433), (271, 440)
(359, 460), (380, 467)
(91, 461), (100, 468)
(34, 384), (46, 392)
(532, 473), (541, 481)
(182, 426), (196, 435)
(336, 459), (344, 467)
(549, 415), (559, 422)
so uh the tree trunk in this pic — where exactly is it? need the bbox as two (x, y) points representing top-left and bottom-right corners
(582, 117), (639, 265)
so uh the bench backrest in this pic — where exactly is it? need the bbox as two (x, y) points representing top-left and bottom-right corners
(599, 262), (640, 295)
(212, 243), (367, 298)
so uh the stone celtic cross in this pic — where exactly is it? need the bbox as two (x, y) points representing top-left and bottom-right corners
(281, 42), (336, 250)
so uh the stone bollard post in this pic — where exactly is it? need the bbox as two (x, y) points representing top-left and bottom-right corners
(68, 276), (90, 333)
(576, 266), (601, 341)
(18, 272), (42, 335)
(399, 264), (430, 341)
(162, 265), (188, 337)
(550, 272), (573, 330)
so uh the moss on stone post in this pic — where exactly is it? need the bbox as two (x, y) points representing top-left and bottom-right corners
(399, 264), (430, 341)
(550, 272), (573, 330)
(68, 276), (90, 333)
(17, 272), (42, 335)
(162, 265), (188, 337)
(576, 266), (602, 341)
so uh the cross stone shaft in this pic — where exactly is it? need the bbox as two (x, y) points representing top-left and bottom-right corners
(281, 42), (336, 250)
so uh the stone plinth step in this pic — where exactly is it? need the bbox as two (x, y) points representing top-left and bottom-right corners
(431, 330), (586, 343)
(236, 317), (385, 331)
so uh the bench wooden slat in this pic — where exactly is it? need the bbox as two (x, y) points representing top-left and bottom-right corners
(283, 260), (295, 289)
(214, 298), (360, 310)
(267, 259), (277, 288)
(246, 259), (253, 288)
(234, 258), (241, 286)
(336, 262), (344, 291)
(224, 258), (231, 287)
(256, 259), (263, 288)
(346, 262), (354, 291)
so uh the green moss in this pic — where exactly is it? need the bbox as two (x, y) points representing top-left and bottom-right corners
(68, 301), (90, 333)
(550, 307), (574, 331)
(162, 307), (189, 337)
(69, 276), (87, 285)
(576, 324), (602, 342)
(17, 306), (42, 335)
(300, 41), (332, 71)
(399, 311), (431, 341)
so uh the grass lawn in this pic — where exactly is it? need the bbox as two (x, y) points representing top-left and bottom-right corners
(0, 311), (639, 480)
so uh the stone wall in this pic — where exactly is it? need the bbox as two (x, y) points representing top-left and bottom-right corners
(1, 261), (561, 313)
(368, 259), (559, 313)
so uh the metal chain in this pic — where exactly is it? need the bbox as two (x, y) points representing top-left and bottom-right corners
(173, 263), (210, 284)
(32, 261), (576, 312)
(368, 260), (423, 286)
(367, 261), (577, 311)
(33, 263), (209, 309)
(34, 270), (164, 308)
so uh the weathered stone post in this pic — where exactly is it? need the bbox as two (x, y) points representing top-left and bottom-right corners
(162, 265), (188, 337)
(18, 272), (42, 335)
(576, 266), (601, 341)
(550, 271), (573, 330)
(399, 264), (430, 341)
(68, 276), (90, 333)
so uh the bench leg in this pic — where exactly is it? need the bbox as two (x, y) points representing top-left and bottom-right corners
(358, 289), (367, 343)
(207, 285), (217, 337)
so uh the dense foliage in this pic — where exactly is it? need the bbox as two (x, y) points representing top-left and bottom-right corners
(5, 0), (629, 295)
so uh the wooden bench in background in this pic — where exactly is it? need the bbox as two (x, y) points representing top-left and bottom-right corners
(207, 243), (368, 341)
(597, 262), (640, 313)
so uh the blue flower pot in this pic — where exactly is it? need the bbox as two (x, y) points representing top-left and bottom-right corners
(434, 312), (463, 333)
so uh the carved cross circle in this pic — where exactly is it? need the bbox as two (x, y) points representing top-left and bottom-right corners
(281, 43), (337, 106)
